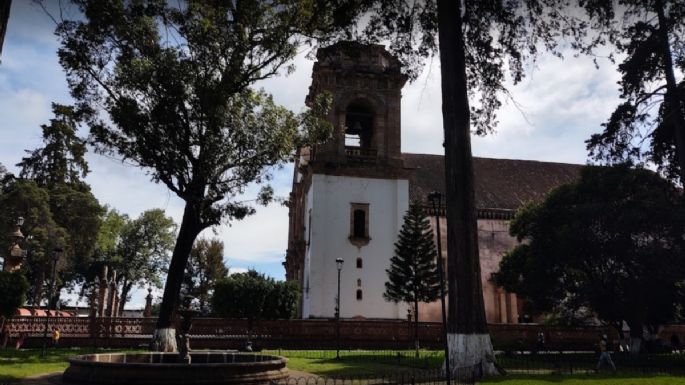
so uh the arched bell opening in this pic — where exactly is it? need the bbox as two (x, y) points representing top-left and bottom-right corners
(344, 101), (374, 149)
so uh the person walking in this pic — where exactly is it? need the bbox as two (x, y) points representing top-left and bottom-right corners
(596, 334), (616, 373)
(51, 327), (60, 348)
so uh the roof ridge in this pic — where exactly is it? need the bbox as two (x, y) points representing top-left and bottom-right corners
(401, 152), (586, 167)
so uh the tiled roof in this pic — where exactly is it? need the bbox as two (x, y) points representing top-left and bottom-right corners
(402, 153), (584, 211)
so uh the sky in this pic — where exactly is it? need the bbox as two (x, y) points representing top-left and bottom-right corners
(0, 1), (622, 307)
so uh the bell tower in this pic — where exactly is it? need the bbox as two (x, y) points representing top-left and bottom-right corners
(285, 42), (410, 320)
(305, 41), (407, 169)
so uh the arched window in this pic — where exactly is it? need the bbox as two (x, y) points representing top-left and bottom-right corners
(349, 203), (370, 246)
(356, 258), (363, 268)
(356, 289), (363, 301)
(357, 279), (362, 287)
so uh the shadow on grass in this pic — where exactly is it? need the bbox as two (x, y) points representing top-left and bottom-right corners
(480, 373), (685, 385)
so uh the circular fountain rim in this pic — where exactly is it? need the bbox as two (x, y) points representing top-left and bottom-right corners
(67, 351), (288, 368)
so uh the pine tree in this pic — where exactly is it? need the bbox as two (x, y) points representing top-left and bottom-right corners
(385, 201), (441, 357)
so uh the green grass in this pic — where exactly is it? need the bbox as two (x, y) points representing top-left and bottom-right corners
(2, 348), (684, 384)
(266, 349), (443, 376)
(0, 348), (135, 382)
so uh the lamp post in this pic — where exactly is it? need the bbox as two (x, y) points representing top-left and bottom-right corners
(428, 191), (451, 385)
(335, 257), (344, 360)
(42, 246), (63, 357)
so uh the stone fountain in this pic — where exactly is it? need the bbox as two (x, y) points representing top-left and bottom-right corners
(63, 298), (288, 385)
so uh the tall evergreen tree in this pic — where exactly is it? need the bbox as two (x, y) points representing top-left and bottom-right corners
(16, 102), (103, 301)
(385, 201), (441, 357)
(18, 103), (89, 187)
(578, 1), (685, 184)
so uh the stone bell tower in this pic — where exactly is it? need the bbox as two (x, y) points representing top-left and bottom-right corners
(285, 42), (410, 320)
(304, 41), (407, 169)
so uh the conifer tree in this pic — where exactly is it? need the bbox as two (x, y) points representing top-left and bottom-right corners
(385, 201), (441, 357)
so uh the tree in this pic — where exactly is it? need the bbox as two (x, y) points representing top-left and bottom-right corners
(0, 271), (30, 318)
(55, 0), (342, 351)
(578, 1), (685, 184)
(182, 237), (227, 312)
(354, 0), (573, 372)
(212, 270), (299, 321)
(493, 165), (685, 354)
(17, 102), (104, 303)
(113, 209), (176, 313)
(0, 179), (69, 306)
(384, 201), (440, 357)
(17, 103), (89, 187)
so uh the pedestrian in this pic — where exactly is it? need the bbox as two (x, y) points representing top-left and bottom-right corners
(52, 327), (60, 348)
(595, 334), (616, 373)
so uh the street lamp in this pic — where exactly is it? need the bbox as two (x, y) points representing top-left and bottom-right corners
(335, 257), (344, 360)
(428, 191), (451, 385)
(42, 246), (63, 357)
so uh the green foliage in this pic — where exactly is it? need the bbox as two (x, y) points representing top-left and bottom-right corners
(0, 271), (30, 317)
(212, 270), (299, 320)
(0, 179), (69, 306)
(494, 165), (685, 335)
(56, 0), (339, 229)
(578, 1), (685, 183)
(113, 209), (176, 307)
(182, 237), (228, 311)
(384, 201), (441, 309)
(17, 103), (89, 187)
(54, 1), (347, 331)
(15, 103), (104, 295)
(47, 183), (104, 291)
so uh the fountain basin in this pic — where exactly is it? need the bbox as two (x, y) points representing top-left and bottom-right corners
(63, 351), (288, 385)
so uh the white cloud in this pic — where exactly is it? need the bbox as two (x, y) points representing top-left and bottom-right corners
(228, 267), (249, 276)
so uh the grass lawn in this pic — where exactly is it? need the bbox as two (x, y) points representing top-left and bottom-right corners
(266, 349), (443, 376)
(1, 348), (684, 384)
(0, 348), (134, 382)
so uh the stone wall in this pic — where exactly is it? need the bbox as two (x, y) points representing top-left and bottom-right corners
(419, 216), (521, 323)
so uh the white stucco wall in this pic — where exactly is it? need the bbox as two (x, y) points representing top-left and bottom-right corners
(302, 174), (410, 319)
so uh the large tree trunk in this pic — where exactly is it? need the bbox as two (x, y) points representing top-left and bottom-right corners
(655, 0), (685, 183)
(152, 203), (203, 352)
(414, 297), (420, 358)
(436, 0), (496, 377)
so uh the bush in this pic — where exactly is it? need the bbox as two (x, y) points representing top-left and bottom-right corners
(0, 271), (29, 317)
(211, 270), (299, 320)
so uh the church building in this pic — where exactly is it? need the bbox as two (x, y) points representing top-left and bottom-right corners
(284, 42), (582, 323)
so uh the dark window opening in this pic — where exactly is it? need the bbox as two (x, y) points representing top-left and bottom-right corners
(353, 209), (366, 238)
(356, 289), (363, 301)
(356, 258), (363, 268)
(345, 104), (373, 148)
(357, 279), (362, 287)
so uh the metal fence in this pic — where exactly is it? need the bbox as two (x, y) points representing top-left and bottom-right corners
(6, 316), (658, 351)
